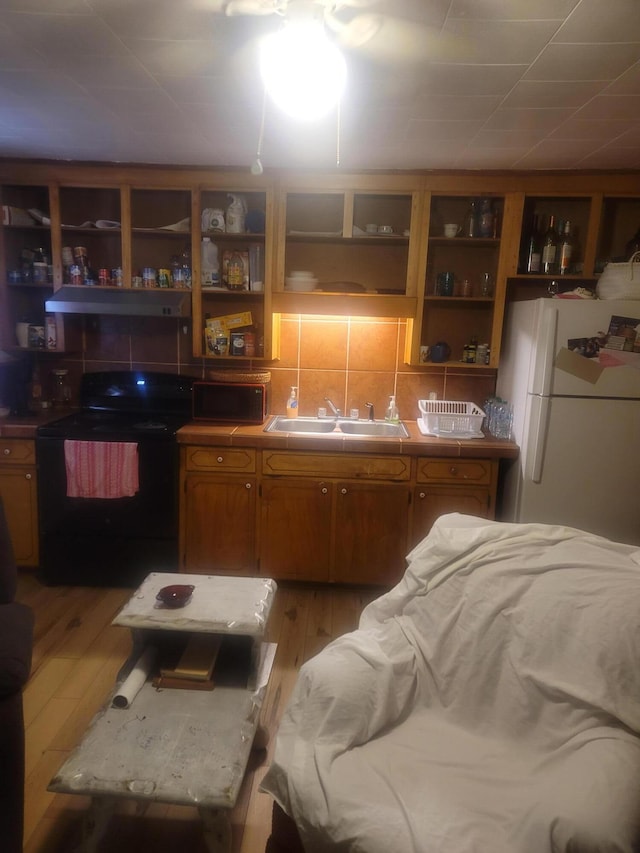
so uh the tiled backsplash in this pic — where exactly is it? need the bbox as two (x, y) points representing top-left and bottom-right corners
(48, 314), (497, 420)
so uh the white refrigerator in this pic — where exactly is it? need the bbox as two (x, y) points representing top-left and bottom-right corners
(497, 298), (640, 545)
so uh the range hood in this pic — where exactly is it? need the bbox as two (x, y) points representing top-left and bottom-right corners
(45, 287), (191, 318)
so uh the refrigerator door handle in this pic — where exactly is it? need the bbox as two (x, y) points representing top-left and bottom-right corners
(525, 395), (551, 483)
(530, 301), (557, 397)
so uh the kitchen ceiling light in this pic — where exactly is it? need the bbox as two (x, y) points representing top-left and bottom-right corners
(259, 16), (346, 120)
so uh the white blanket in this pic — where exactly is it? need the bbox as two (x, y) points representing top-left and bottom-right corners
(261, 514), (640, 852)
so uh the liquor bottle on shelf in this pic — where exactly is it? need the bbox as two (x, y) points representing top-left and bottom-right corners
(624, 226), (640, 261)
(523, 215), (541, 274)
(558, 220), (573, 275)
(541, 214), (558, 274)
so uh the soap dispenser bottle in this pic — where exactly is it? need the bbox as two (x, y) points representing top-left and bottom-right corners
(286, 386), (299, 419)
(385, 395), (399, 423)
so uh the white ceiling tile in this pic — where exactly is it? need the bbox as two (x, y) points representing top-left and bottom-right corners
(524, 43), (640, 82)
(501, 80), (607, 109)
(0, 10), (128, 58)
(515, 137), (608, 167)
(471, 128), (550, 148)
(454, 147), (532, 169)
(84, 86), (176, 118)
(0, 68), (86, 99)
(406, 119), (484, 142)
(574, 94), (640, 120)
(123, 38), (227, 78)
(553, 0), (640, 43)
(605, 63), (640, 96)
(411, 95), (502, 121)
(449, 0), (580, 21)
(549, 118), (637, 139)
(416, 64), (528, 98)
(51, 54), (156, 89)
(443, 20), (560, 64)
(484, 108), (575, 132)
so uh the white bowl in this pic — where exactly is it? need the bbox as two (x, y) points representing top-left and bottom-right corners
(285, 276), (318, 292)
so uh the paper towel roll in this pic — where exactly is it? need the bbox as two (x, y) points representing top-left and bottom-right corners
(112, 645), (157, 709)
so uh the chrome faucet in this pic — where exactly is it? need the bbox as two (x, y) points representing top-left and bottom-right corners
(365, 402), (375, 421)
(324, 397), (342, 418)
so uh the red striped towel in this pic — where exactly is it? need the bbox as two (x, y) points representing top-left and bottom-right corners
(64, 440), (139, 499)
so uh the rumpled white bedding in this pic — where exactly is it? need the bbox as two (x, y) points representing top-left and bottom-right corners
(261, 513), (640, 852)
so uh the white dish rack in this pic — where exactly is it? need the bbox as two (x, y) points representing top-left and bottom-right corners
(417, 400), (485, 439)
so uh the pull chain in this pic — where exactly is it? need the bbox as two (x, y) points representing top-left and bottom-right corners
(251, 86), (267, 175)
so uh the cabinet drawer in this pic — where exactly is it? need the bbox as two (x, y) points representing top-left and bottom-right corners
(0, 439), (35, 465)
(262, 451), (410, 481)
(415, 457), (493, 485)
(184, 446), (256, 473)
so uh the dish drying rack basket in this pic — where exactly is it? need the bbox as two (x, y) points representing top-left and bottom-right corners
(418, 400), (485, 437)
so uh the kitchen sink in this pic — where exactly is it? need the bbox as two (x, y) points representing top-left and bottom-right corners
(264, 416), (409, 438)
(338, 421), (409, 438)
(265, 416), (337, 434)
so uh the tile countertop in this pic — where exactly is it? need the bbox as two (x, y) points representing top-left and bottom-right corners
(0, 409), (67, 438)
(177, 421), (520, 460)
(0, 414), (519, 460)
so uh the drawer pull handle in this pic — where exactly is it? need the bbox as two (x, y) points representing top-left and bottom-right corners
(449, 466), (457, 475)
(25, 473), (32, 480)
(3, 448), (10, 456)
(217, 456), (223, 463)
(341, 487), (347, 495)
(321, 487), (328, 495)
(419, 491), (426, 499)
(245, 482), (252, 489)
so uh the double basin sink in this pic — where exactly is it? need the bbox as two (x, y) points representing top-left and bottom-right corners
(264, 415), (409, 438)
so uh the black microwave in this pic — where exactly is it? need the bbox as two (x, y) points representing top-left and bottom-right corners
(192, 381), (270, 425)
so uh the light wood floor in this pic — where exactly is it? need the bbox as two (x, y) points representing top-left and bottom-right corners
(16, 571), (381, 853)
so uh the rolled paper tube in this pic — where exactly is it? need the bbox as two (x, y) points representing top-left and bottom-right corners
(112, 645), (157, 709)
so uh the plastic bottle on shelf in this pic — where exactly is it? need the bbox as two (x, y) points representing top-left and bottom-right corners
(200, 237), (219, 288)
(286, 386), (299, 418)
(180, 246), (192, 289)
(385, 395), (400, 423)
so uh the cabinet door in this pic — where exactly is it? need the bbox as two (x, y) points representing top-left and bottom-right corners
(334, 481), (409, 586)
(410, 485), (491, 551)
(0, 467), (38, 566)
(260, 479), (331, 581)
(182, 474), (256, 575)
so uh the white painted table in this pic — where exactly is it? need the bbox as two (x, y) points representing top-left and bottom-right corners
(48, 573), (277, 853)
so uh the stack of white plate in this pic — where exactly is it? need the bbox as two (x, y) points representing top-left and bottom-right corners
(285, 271), (318, 292)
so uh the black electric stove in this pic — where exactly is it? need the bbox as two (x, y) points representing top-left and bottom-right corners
(38, 370), (194, 441)
(36, 370), (195, 586)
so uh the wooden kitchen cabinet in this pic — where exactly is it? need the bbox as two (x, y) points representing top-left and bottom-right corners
(180, 446), (257, 575)
(271, 174), (423, 318)
(409, 457), (497, 550)
(0, 439), (38, 566)
(260, 450), (411, 586)
(260, 478), (332, 582)
(412, 191), (520, 368)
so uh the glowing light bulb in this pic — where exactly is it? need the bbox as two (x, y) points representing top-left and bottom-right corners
(259, 21), (346, 120)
